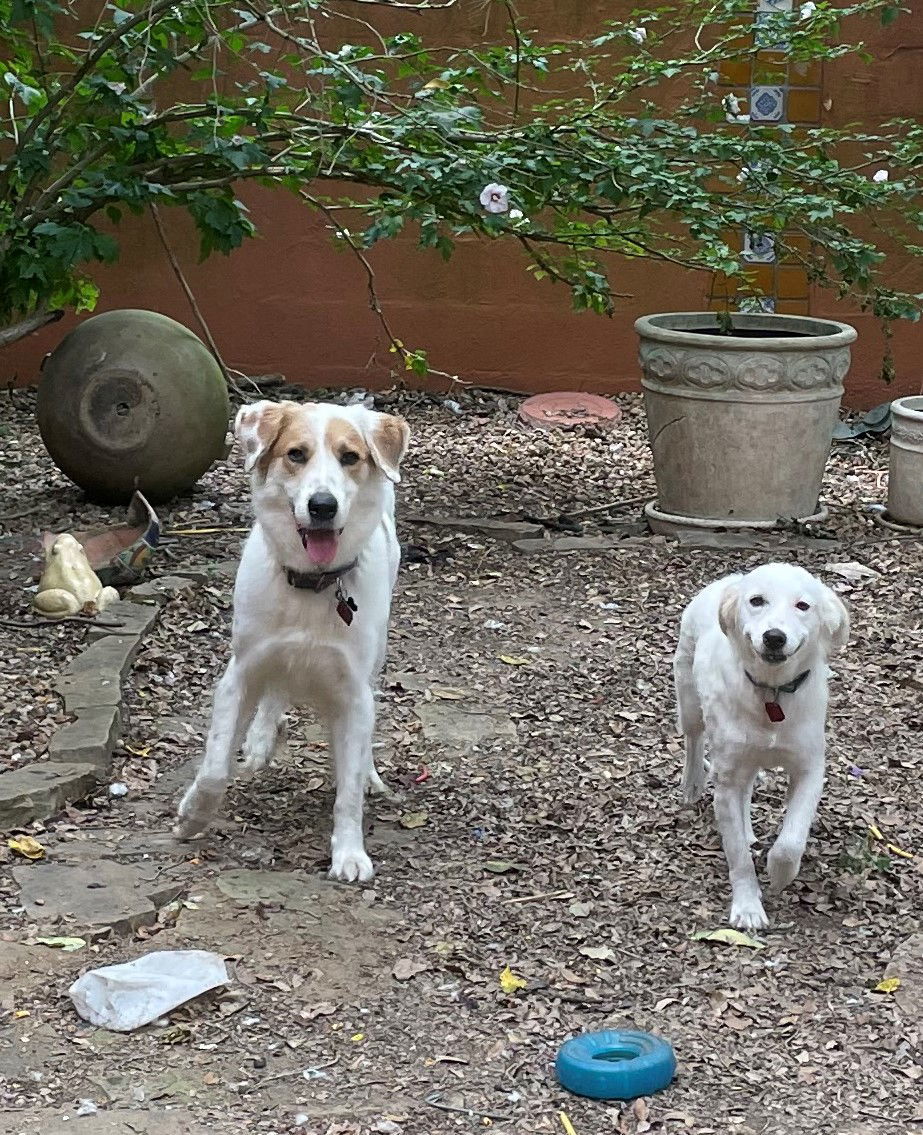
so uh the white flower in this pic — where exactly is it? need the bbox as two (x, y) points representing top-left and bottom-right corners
(707, 70), (720, 84)
(872, 169), (889, 182)
(480, 182), (510, 214)
(509, 208), (524, 220)
(800, 1), (817, 17)
(628, 26), (647, 44)
(736, 168), (749, 182)
(722, 93), (741, 116)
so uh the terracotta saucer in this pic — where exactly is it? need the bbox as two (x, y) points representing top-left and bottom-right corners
(518, 391), (622, 431)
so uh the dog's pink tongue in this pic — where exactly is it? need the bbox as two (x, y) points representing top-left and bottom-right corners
(304, 529), (338, 565)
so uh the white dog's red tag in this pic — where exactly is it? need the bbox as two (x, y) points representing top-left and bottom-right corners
(765, 701), (785, 723)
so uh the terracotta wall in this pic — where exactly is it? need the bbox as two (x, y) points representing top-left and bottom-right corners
(4, 0), (923, 407)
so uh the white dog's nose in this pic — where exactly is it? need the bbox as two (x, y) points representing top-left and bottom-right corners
(762, 628), (786, 652)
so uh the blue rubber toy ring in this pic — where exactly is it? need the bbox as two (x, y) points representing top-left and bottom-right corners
(555, 1029), (676, 1101)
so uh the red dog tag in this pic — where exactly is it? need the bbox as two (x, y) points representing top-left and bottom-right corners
(765, 701), (785, 723)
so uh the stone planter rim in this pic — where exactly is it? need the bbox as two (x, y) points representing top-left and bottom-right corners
(634, 311), (857, 353)
(891, 394), (923, 419)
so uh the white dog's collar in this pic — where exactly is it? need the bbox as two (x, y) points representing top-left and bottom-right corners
(745, 669), (811, 697)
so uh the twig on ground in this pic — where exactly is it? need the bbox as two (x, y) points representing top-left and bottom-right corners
(423, 1091), (513, 1121)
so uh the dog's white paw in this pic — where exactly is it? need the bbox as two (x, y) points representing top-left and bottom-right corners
(729, 894), (769, 932)
(682, 775), (706, 804)
(767, 841), (803, 893)
(174, 781), (222, 839)
(239, 717), (288, 778)
(329, 846), (374, 883)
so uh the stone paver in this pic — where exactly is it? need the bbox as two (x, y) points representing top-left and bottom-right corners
(47, 705), (122, 769)
(0, 762), (99, 828)
(414, 701), (517, 747)
(13, 858), (185, 934)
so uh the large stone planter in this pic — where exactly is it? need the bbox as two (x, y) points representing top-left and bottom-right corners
(886, 396), (923, 527)
(635, 312), (857, 533)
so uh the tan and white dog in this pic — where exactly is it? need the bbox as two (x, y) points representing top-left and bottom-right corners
(174, 399), (410, 882)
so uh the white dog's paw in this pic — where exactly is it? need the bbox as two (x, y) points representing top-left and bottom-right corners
(767, 841), (803, 894)
(729, 894), (769, 932)
(329, 845), (374, 883)
(173, 780), (223, 839)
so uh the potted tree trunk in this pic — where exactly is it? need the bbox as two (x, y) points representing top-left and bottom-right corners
(636, 312), (857, 534)
(886, 396), (923, 528)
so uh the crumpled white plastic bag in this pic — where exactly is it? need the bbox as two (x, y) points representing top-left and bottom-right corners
(68, 949), (230, 1032)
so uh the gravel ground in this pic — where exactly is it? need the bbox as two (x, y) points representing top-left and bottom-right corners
(0, 387), (921, 1135)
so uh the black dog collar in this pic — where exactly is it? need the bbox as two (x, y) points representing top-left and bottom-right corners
(745, 669), (811, 696)
(283, 560), (357, 592)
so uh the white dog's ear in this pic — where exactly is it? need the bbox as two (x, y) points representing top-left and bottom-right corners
(364, 412), (410, 483)
(234, 400), (295, 473)
(718, 584), (740, 638)
(819, 587), (850, 651)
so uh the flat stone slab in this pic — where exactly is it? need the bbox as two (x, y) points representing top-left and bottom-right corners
(47, 705), (122, 769)
(0, 762), (98, 830)
(87, 600), (160, 641)
(62, 635), (142, 682)
(54, 667), (122, 712)
(414, 702), (517, 748)
(407, 514), (544, 541)
(13, 860), (185, 934)
(216, 868), (325, 915)
(126, 575), (198, 602)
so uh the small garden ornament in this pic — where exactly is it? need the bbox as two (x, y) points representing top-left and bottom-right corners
(32, 533), (119, 618)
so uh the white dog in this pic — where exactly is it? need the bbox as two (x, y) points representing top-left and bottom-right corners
(675, 562), (849, 930)
(175, 399), (410, 883)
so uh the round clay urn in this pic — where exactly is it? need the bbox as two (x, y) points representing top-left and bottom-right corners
(36, 309), (230, 504)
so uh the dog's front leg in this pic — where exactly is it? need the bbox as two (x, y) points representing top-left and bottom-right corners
(767, 758), (823, 894)
(713, 766), (768, 931)
(175, 658), (259, 838)
(327, 686), (375, 883)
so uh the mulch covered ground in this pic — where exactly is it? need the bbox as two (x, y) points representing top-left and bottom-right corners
(0, 386), (920, 1135)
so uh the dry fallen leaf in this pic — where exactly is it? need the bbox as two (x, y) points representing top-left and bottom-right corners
(499, 965), (527, 994)
(874, 976), (901, 994)
(399, 810), (429, 829)
(579, 945), (617, 962)
(499, 655), (531, 666)
(392, 958), (428, 982)
(691, 928), (766, 950)
(484, 860), (520, 874)
(7, 836), (45, 860)
(33, 936), (86, 952)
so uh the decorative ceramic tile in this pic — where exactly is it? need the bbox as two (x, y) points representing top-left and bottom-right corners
(742, 231), (776, 263)
(749, 85), (785, 122)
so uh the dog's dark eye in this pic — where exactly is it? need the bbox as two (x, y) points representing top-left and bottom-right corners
(749, 595), (766, 607)
(286, 448), (307, 464)
(796, 600), (811, 611)
(340, 451), (360, 467)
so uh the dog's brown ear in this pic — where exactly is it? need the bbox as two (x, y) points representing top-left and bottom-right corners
(234, 400), (295, 473)
(820, 587), (850, 651)
(718, 584), (740, 638)
(365, 412), (410, 483)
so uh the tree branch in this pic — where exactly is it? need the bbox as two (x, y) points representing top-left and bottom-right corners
(0, 307), (64, 349)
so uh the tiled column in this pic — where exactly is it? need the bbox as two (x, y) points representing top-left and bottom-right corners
(709, 0), (821, 314)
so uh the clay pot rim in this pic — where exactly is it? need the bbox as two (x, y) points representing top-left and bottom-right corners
(635, 311), (857, 352)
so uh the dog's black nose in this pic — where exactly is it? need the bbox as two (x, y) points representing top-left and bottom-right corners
(763, 628), (787, 651)
(308, 491), (338, 521)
